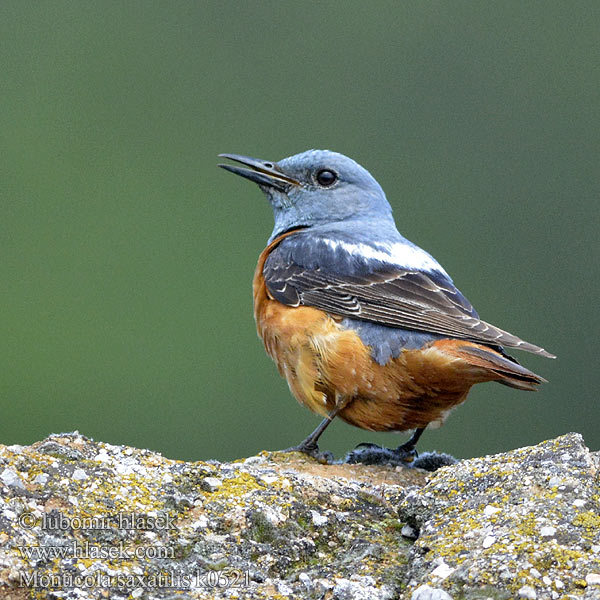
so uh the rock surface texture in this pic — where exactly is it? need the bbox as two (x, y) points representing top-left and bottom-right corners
(0, 432), (598, 600)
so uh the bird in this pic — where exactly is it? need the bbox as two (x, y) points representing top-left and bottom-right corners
(218, 150), (554, 463)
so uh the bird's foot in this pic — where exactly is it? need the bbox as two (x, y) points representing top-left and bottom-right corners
(345, 442), (457, 471)
(395, 439), (420, 463)
(283, 440), (334, 464)
(345, 442), (418, 467)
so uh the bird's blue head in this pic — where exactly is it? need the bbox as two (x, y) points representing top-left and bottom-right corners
(219, 150), (394, 241)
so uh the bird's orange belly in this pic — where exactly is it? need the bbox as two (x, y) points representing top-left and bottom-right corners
(254, 295), (489, 432)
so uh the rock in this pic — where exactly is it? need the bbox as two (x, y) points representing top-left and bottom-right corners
(518, 584), (537, 598)
(401, 523), (419, 539)
(72, 468), (88, 481)
(0, 468), (25, 490)
(586, 573), (600, 585)
(411, 584), (454, 600)
(199, 476), (222, 492)
(0, 431), (598, 599)
(399, 432), (599, 599)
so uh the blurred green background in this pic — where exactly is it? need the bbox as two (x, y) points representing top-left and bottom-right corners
(2, 2), (598, 462)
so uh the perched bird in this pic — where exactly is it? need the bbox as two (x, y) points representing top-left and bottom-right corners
(218, 150), (554, 462)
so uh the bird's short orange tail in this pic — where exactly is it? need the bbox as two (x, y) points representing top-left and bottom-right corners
(435, 340), (547, 391)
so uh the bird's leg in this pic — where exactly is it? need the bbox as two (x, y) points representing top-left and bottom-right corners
(287, 415), (334, 456)
(393, 427), (425, 462)
(285, 395), (349, 463)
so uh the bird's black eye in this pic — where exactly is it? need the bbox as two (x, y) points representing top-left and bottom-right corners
(316, 169), (337, 187)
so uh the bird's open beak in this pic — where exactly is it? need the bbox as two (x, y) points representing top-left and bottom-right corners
(218, 153), (300, 192)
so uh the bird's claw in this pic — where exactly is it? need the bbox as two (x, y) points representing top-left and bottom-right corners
(283, 442), (333, 464)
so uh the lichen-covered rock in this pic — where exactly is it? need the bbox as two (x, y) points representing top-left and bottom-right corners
(0, 432), (598, 600)
(0, 432), (425, 599)
(400, 433), (600, 599)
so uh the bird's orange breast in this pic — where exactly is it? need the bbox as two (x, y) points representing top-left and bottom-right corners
(252, 233), (498, 433)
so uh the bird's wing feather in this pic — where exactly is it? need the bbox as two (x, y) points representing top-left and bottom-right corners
(264, 236), (554, 358)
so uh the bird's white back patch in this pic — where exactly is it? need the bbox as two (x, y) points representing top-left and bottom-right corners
(323, 238), (448, 275)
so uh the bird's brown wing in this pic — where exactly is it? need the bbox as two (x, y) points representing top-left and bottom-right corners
(264, 252), (555, 358)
